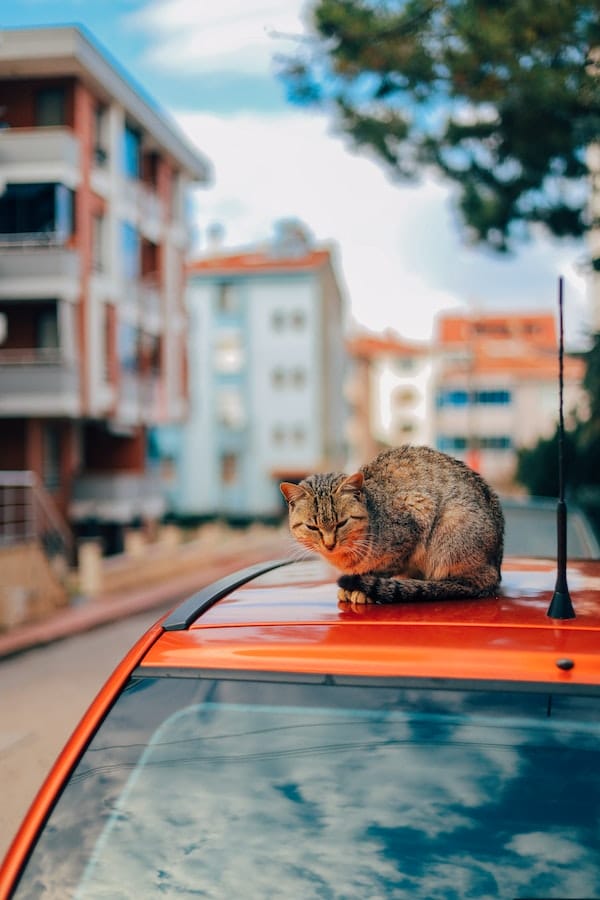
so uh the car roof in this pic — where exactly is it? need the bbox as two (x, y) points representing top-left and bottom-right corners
(141, 556), (600, 687)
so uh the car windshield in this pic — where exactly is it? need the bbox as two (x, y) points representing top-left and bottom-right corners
(13, 674), (600, 900)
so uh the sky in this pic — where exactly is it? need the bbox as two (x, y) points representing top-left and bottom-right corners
(1, 0), (593, 344)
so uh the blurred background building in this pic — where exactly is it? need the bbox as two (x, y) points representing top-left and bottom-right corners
(345, 331), (432, 469)
(0, 26), (210, 555)
(161, 221), (347, 522)
(344, 311), (586, 492)
(434, 311), (586, 489)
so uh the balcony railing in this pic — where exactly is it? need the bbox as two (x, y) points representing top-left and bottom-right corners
(122, 179), (165, 239)
(140, 275), (163, 324)
(0, 348), (79, 414)
(0, 470), (72, 557)
(0, 127), (80, 183)
(0, 247), (80, 293)
(71, 470), (167, 523)
(0, 231), (67, 248)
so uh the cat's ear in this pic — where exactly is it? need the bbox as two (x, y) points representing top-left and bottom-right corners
(280, 482), (308, 505)
(337, 472), (364, 497)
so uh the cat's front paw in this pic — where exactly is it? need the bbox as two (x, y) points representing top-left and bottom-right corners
(337, 586), (369, 605)
(337, 574), (373, 605)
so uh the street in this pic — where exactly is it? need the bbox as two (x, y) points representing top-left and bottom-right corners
(0, 605), (171, 862)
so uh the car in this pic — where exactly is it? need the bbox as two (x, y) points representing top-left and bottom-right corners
(502, 495), (600, 560)
(1, 548), (599, 899)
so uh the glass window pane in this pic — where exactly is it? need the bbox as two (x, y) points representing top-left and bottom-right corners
(13, 678), (600, 900)
(35, 87), (65, 126)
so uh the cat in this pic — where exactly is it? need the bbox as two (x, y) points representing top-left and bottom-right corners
(280, 445), (504, 604)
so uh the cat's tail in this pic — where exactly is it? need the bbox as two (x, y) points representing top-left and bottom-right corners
(337, 573), (500, 604)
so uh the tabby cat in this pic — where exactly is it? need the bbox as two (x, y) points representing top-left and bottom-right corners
(280, 445), (504, 604)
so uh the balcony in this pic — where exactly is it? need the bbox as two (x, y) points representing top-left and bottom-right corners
(0, 247), (80, 300)
(140, 276), (163, 331)
(70, 470), (166, 523)
(121, 179), (164, 242)
(0, 127), (80, 188)
(0, 348), (80, 416)
(116, 372), (164, 425)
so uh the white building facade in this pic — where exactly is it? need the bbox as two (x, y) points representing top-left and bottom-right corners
(174, 236), (347, 520)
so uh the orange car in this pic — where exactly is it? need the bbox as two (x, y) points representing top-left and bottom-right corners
(1, 552), (600, 899)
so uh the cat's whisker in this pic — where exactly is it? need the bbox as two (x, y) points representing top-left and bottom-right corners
(283, 537), (316, 562)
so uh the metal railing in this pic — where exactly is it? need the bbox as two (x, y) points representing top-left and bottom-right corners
(0, 471), (73, 559)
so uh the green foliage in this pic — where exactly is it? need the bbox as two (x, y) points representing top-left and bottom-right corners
(517, 335), (600, 535)
(281, 0), (600, 253)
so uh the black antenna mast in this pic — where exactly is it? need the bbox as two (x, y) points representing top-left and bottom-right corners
(547, 276), (575, 620)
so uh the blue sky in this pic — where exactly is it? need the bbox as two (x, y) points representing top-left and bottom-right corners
(1, 0), (592, 343)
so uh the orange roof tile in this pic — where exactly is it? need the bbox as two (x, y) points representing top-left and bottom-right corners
(188, 248), (331, 275)
(438, 312), (557, 349)
(347, 332), (428, 359)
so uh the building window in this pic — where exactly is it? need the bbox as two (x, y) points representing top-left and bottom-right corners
(397, 422), (415, 436)
(0, 183), (73, 242)
(271, 310), (285, 331)
(291, 368), (306, 388)
(121, 223), (140, 281)
(214, 331), (244, 373)
(479, 436), (512, 450)
(93, 215), (106, 272)
(220, 452), (238, 485)
(475, 390), (512, 405)
(217, 389), (245, 430)
(35, 87), (65, 126)
(271, 367), (285, 388)
(436, 435), (468, 452)
(436, 389), (469, 408)
(123, 124), (142, 179)
(394, 386), (418, 407)
(217, 283), (237, 315)
(93, 104), (109, 164)
(117, 322), (140, 373)
(36, 307), (59, 352)
(291, 310), (306, 330)
(395, 358), (416, 374)
(272, 426), (285, 445)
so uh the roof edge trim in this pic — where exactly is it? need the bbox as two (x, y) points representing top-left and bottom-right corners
(163, 558), (293, 631)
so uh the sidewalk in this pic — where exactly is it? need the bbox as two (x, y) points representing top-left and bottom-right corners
(0, 532), (291, 660)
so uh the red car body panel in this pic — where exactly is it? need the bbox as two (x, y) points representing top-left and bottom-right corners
(0, 623), (164, 900)
(1, 554), (599, 898)
(141, 557), (600, 683)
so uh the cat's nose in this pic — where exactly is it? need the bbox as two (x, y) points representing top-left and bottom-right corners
(322, 531), (336, 550)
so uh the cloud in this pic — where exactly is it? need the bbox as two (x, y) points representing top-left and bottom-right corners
(122, 1), (591, 344)
(125, 0), (304, 75)
(175, 106), (590, 342)
(176, 107), (462, 339)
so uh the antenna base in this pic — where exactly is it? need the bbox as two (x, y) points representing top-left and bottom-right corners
(547, 589), (576, 620)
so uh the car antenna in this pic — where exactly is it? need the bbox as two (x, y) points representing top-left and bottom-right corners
(547, 275), (576, 620)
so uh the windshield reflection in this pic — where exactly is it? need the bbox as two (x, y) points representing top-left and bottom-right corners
(14, 679), (600, 900)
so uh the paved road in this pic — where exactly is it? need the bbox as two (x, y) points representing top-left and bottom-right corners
(0, 605), (171, 862)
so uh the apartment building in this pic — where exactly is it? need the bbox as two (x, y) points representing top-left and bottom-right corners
(434, 311), (586, 488)
(170, 224), (347, 521)
(0, 26), (209, 550)
(345, 331), (432, 468)
(344, 311), (585, 491)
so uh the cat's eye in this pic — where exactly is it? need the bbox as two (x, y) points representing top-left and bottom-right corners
(305, 524), (320, 532)
(336, 519), (349, 530)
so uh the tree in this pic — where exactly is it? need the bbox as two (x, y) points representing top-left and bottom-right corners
(280, 0), (600, 255)
(517, 332), (600, 537)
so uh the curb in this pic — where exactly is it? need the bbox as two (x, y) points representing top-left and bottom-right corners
(0, 540), (290, 661)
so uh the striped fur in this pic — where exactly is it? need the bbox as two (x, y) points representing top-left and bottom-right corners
(281, 445), (504, 605)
